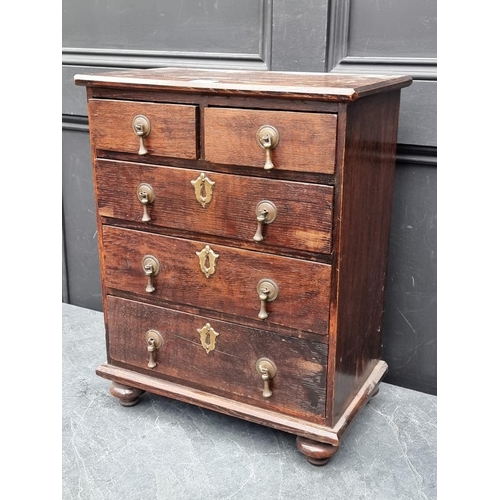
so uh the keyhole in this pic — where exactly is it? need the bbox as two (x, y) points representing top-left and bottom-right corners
(204, 254), (210, 270)
(200, 179), (206, 199)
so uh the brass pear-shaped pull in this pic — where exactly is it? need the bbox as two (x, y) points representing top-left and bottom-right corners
(145, 330), (163, 369)
(132, 115), (151, 155)
(256, 357), (277, 398)
(142, 255), (160, 293)
(253, 200), (277, 242)
(136, 183), (155, 222)
(256, 125), (280, 170)
(257, 278), (279, 320)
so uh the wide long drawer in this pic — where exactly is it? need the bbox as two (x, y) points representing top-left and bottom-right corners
(88, 99), (197, 159)
(204, 107), (337, 174)
(102, 226), (331, 335)
(95, 160), (334, 254)
(106, 296), (328, 421)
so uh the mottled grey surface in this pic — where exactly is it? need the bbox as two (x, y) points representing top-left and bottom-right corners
(62, 303), (437, 500)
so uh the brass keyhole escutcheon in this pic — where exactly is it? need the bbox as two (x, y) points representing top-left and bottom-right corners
(132, 114), (151, 155)
(142, 255), (160, 293)
(255, 357), (277, 398)
(256, 125), (280, 170)
(145, 330), (163, 369)
(136, 183), (155, 222)
(197, 323), (220, 354)
(253, 200), (278, 242)
(191, 172), (215, 208)
(196, 245), (219, 278)
(257, 278), (279, 320)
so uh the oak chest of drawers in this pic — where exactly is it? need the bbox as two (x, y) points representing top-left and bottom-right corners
(75, 68), (412, 465)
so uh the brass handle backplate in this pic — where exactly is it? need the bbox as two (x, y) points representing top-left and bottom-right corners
(136, 183), (155, 222)
(256, 357), (277, 398)
(142, 255), (160, 293)
(145, 329), (163, 369)
(253, 200), (277, 242)
(256, 125), (280, 170)
(257, 278), (279, 320)
(132, 114), (151, 155)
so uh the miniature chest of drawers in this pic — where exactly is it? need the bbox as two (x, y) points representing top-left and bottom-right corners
(75, 68), (412, 465)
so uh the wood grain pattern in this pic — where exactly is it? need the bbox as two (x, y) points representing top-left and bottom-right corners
(75, 68), (412, 102)
(95, 159), (334, 254)
(102, 226), (332, 335)
(331, 91), (401, 424)
(204, 107), (336, 174)
(106, 296), (328, 420)
(76, 67), (410, 459)
(95, 359), (388, 446)
(88, 99), (197, 158)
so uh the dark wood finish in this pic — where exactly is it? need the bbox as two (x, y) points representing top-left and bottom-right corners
(75, 68), (412, 102)
(88, 99), (197, 159)
(109, 381), (145, 407)
(89, 88), (342, 113)
(75, 68), (411, 464)
(204, 107), (336, 174)
(96, 359), (388, 448)
(296, 436), (339, 466)
(331, 91), (402, 423)
(101, 226), (331, 335)
(107, 296), (328, 421)
(95, 159), (334, 254)
(331, 360), (388, 443)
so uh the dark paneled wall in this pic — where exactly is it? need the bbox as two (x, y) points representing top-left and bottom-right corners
(62, 0), (437, 395)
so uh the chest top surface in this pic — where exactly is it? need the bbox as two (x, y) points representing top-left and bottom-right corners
(74, 67), (412, 102)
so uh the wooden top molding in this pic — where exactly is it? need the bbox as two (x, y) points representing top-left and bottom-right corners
(74, 67), (412, 102)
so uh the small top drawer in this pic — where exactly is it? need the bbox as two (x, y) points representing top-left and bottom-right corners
(88, 99), (197, 159)
(204, 107), (337, 174)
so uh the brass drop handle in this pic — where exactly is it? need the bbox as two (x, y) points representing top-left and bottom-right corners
(257, 278), (279, 320)
(136, 183), (155, 222)
(256, 358), (277, 398)
(145, 330), (163, 369)
(142, 255), (160, 293)
(253, 200), (277, 242)
(132, 115), (151, 155)
(256, 125), (280, 170)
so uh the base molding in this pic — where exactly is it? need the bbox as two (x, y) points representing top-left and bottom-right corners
(97, 359), (387, 463)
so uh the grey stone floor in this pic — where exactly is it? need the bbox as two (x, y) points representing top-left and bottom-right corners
(62, 303), (437, 500)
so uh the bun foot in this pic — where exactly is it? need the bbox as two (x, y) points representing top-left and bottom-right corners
(109, 381), (145, 407)
(296, 436), (339, 466)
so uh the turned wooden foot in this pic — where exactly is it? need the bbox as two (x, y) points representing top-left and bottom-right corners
(296, 436), (339, 466)
(109, 381), (145, 407)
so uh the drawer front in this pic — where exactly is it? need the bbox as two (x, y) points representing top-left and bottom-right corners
(107, 296), (328, 420)
(95, 160), (334, 254)
(102, 226), (331, 335)
(88, 99), (197, 159)
(204, 107), (337, 174)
